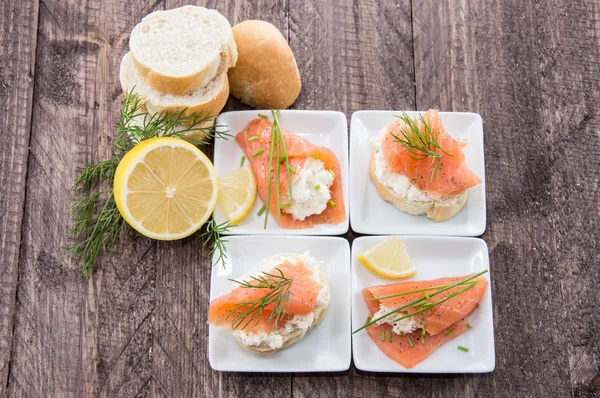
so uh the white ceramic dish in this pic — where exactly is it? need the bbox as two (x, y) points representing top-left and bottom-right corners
(213, 110), (349, 235)
(208, 235), (351, 372)
(351, 236), (495, 373)
(349, 111), (486, 236)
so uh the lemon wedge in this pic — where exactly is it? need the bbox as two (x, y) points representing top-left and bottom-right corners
(114, 137), (218, 240)
(217, 164), (257, 224)
(357, 237), (416, 279)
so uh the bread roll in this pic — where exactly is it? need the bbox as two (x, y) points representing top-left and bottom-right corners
(129, 5), (237, 95)
(228, 20), (301, 109)
(120, 52), (229, 120)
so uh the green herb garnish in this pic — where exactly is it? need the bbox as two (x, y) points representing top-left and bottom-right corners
(390, 112), (452, 182)
(239, 156), (245, 167)
(381, 330), (386, 342)
(354, 271), (488, 334)
(314, 184), (321, 190)
(227, 268), (293, 332)
(327, 169), (336, 179)
(263, 110), (293, 228)
(466, 323), (473, 329)
(458, 346), (469, 352)
(328, 200), (336, 207)
(63, 90), (226, 277)
(365, 316), (371, 326)
(445, 328), (455, 337)
(407, 338), (413, 348)
(248, 135), (260, 142)
(201, 219), (234, 268)
(257, 205), (266, 217)
(252, 148), (264, 157)
(258, 113), (268, 119)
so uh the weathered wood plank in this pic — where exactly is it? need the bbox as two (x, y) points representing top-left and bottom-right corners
(7, 0), (159, 396)
(289, 0), (417, 396)
(0, 0), (39, 395)
(412, 0), (600, 396)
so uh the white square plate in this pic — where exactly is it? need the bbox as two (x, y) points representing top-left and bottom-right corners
(351, 236), (495, 373)
(214, 110), (349, 235)
(349, 111), (486, 236)
(208, 235), (351, 372)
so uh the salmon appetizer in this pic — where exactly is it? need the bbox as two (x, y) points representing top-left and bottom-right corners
(207, 252), (330, 354)
(236, 115), (346, 228)
(357, 272), (488, 368)
(370, 109), (482, 222)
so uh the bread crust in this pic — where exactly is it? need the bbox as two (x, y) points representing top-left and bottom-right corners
(369, 151), (468, 222)
(120, 52), (229, 120)
(228, 20), (301, 109)
(233, 262), (330, 354)
(129, 5), (237, 96)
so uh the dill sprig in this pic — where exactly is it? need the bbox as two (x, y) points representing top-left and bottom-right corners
(201, 219), (234, 268)
(391, 113), (453, 182)
(227, 268), (294, 332)
(262, 110), (294, 228)
(353, 270), (488, 334)
(63, 89), (226, 277)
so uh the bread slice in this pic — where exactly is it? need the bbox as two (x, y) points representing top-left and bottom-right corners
(233, 256), (330, 354)
(120, 52), (229, 120)
(369, 151), (469, 222)
(129, 5), (237, 95)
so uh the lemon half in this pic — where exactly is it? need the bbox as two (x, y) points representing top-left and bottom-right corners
(114, 137), (218, 240)
(357, 237), (416, 279)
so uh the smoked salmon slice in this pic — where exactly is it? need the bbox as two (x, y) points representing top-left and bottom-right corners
(361, 274), (487, 368)
(381, 110), (481, 200)
(235, 118), (346, 228)
(364, 275), (488, 335)
(208, 261), (323, 333)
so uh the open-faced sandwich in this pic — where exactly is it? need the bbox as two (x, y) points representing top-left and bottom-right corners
(207, 252), (330, 353)
(235, 113), (346, 228)
(355, 271), (488, 368)
(370, 110), (481, 222)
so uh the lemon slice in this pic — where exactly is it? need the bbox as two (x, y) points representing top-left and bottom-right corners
(357, 237), (416, 279)
(114, 137), (218, 240)
(217, 164), (257, 224)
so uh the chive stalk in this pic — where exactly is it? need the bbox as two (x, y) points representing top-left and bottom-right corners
(314, 184), (321, 190)
(252, 148), (264, 157)
(445, 328), (455, 337)
(458, 346), (469, 352)
(407, 338), (413, 348)
(248, 135), (260, 142)
(258, 113), (268, 119)
(466, 323), (473, 329)
(328, 200), (336, 207)
(257, 205), (266, 217)
(381, 330), (386, 342)
(239, 156), (245, 167)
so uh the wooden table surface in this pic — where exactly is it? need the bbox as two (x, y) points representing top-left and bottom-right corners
(2, 0), (600, 397)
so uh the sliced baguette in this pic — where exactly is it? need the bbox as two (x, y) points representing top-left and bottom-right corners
(120, 52), (229, 120)
(369, 151), (469, 222)
(233, 256), (330, 354)
(129, 5), (237, 95)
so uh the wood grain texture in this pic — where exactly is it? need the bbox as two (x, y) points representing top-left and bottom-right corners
(1, 0), (599, 396)
(0, 0), (39, 395)
(7, 0), (160, 396)
(412, 0), (600, 396)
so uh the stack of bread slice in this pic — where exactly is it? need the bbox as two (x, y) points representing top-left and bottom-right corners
(120, 5), (237, 123)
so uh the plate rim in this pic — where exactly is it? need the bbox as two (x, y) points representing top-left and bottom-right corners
(213, 110), (350, 236)
(350, 235), (495, 374)
(208, 234), (352, 372)
(349, 110), (486, 236)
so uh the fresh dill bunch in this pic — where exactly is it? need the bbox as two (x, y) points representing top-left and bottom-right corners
(64, 89), (227, 277)
(226, 268), (294, 332)
(201, 219), (235, 268)
(391, 113), (453, 182)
